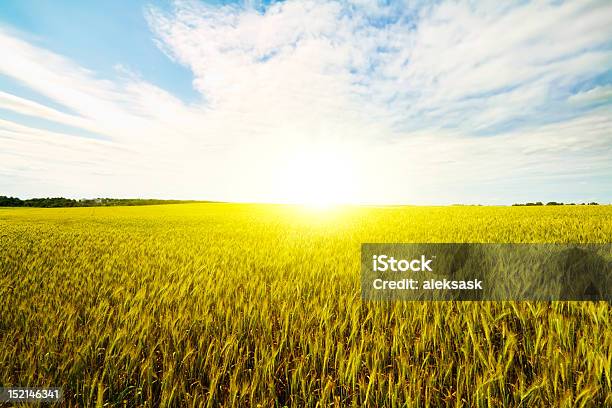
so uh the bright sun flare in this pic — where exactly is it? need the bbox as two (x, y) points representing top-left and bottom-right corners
(276, 146), (358, 208)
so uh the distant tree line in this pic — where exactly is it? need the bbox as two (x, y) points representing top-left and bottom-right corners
(512, 201), (599, 206)
(0, 196), (203, 207)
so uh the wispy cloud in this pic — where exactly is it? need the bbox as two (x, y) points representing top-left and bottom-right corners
(0, 0), (611, 203)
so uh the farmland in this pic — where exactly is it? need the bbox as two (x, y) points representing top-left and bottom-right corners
(0, 203), (610, 407)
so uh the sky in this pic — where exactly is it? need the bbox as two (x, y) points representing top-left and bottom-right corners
(0, 0), (611, 205)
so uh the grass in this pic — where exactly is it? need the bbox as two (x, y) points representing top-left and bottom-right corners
(0, 203), (610, 407)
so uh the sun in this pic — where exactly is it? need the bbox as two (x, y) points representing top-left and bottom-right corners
(275, 145), (358, 208)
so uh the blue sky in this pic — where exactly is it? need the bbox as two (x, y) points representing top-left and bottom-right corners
(0, 0), (611, 204)
(0, 0), (198, 102)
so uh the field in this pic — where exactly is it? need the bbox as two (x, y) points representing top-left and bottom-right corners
(0, 203), (610, 407)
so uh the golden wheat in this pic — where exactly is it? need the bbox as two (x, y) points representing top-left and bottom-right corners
(0, 204), (610, 407)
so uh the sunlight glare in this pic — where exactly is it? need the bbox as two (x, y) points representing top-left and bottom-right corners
(276, 145), (358, 207)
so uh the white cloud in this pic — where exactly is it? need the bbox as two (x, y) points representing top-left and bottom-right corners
(569, 84), (612, 104)
(0, 91), (101, 134)
(0, 0), (611, 204)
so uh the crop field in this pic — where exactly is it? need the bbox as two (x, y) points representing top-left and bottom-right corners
(0, 203), (610, 407)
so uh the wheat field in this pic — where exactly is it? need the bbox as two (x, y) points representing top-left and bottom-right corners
(0, 203), (610, 407)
